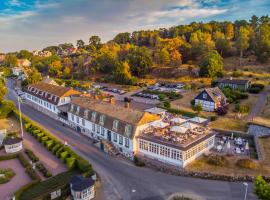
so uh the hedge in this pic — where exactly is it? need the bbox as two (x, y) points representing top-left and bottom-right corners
(0, 153), (18, 161)
(13, 109), (94, 176)
(36, 163), (52, 178)
(163, 107), (197, 118)
(66, 157), (76, 169)
(25, 149), (39, 163)
(14, 180), (40, 200)
(17, 153), (31, 168)
(60, 151), (69, 163)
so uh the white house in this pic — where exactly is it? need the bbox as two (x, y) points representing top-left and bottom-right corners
(67, 96), (160, 159)
(12, 67), (24, 76)
(136, 122), (215, 168)
(25, 82), (80, 120)
(70, 175), (95, 200)
(3, 137), (23, 154)
(194, 87), (227, 112)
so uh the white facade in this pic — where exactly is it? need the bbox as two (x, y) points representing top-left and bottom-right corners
(195, 99), (215, 112)
(137, 135), (215, 168)
(71, 185), (95, 200)
(67, 112), (135, 158)
(4, 142), (23, 154)
(12, 68), (24, 76)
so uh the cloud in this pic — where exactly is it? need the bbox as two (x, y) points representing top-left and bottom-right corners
(7, 0), (22, 7)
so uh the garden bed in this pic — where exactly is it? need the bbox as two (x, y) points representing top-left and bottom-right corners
(0, 168), (15, 184)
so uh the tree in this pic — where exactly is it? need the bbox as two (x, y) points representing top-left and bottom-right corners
(113, 61), (135, 85)
(113, 32), (131, 44)
(89, 36), (101, 50)
(49, 60), (62, 77)
(77, 40), (85, 49)
(17, 50), (32, 60)
(158, 48), (170, 66)
(193, 103), (203, 113)
(3, 54), (18, 67)
(199, 50), (223, 78)
(225, 23), (234, 40)
(21, 68), (42, 87)
(254, 176), (270, 200)
(216, 38), (232, 56)
(127, 46), (152, 77)
(235, 26), (250, 65)
(0, 78), (7, 102)
(256, 24), (270, 62)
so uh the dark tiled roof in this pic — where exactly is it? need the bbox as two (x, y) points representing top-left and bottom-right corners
(69, 97), (160, 139)
(70, 175), (95, 191)
(26, 82), (80, 105)
(195, 87), (226, 103)
(215, 78), (250, 85)
(3, 137), (22, 145)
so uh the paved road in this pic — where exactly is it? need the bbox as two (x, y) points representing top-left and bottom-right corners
(5, 79), (257, 200)
(247, 86), (270, 121)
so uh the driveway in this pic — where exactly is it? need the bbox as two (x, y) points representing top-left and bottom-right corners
(0, 159), (32, 200)
(5, 78), (257, 200)
(247, 86), (270, 121)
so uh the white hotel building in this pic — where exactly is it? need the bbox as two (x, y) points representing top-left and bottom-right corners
(25, 82), (80, 120)
(66, 97), (160, 158)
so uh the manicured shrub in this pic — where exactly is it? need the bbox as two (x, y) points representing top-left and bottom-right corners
(25, 123), (32, 131)
(41, 136), (49, 145)
(66, 157), (76, 169)
(25, 166), (41, 180)
(25, 149), (39, 163)
(32, 129), (41, 136)
(56, 147), (64, 158)
(52, 143), (61, 154)
(0, 168), (16, 184)
(46, 140), (54, 150)
(17, 153), (31, 168)
(60, 151), (69, 163)
(36, 163), (52, 178)
(207, 154), (228, 166)
(236, 158), (257, 169)
(249, 83), (265, 94)
(37, 132), (44, 141)
(0, 154), (18, 161)
(77, 158), (92, 173)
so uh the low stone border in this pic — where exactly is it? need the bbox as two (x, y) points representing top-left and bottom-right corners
(139, 156), (270, 182)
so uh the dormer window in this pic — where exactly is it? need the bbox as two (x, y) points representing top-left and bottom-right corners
(99, 115), (105, 125)
(91, 112), (97, 122)
(76, 106), (80, 114)
(84, 109), (89, 118)
(125, 124), (132, 137)
(70, 104), (74, 112)
(113, 120), (119, 132)
(203, 93), (207, 99)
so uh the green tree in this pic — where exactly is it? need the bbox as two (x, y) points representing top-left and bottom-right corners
(77, 40), (85, 49)
(21, 68), (42, 87)
(199, 50), (223, 78)
(193, 103), (203, 113)
(257, 24), (270, 62)
(3, 54), (18, 67)
(49, 60), (62, 77)
(128, 46), (152, 77)
(159, 48), (170, 66)
(235, 26), (250, 65)
(0, 78), (7, 102)
(89, 36), (101, 50)
(113, 61), (135, 85)
(113, 32), (131, 44)
(254, 176), (270, 200)
(216, 38), (232, 56)
(17, 50), (32, 60)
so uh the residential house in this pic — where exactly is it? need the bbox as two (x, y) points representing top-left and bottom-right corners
(214, 78), (251, 91)
(25, 82), (80, 120)
(70, 175), (95, 200)
(67, 96), (160, 158)
(33, 50), (52, 57)
(194, 87), (227, 112)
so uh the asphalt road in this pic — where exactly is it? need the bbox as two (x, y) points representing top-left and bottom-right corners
(5, 79), (257, 200)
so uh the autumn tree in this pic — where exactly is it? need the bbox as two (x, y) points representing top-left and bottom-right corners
(199, 50), (223, 78)
(0, 78), (7, 102)
(256, 24), (270, 62)
(88, 36), (101, 52)
(113, 61), (135, 85)
(49, 60), (62, 77)
(128, 46), (152, 77)
(113, 32), (131, 44)
(3, 54), (18, 67)
(235, 26), (250, 65)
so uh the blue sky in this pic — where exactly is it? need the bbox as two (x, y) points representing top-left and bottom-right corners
(0, 0), (269, 52)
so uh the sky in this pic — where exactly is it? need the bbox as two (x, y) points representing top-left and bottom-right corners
(0, 0), (269, 52)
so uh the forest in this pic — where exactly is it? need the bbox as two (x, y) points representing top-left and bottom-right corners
(2, 15), (270, 86)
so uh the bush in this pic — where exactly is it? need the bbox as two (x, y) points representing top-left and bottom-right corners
(52, 143), (61, 154)
(0, 168), (16, 184)
(249, 83), (265, 94)
(66, 157), (76, 169)
(236, 158), (256, 169)
(216, 106), (228, 116)
(60, 151), (69, 163)
(17, 153), (31, 168)
(190, 99), (195, 106)
(77, 158), (92, 173)
(26, 166), (41, 180)
(207, 154), (228, 166)
(36, 163), (52, 178)
(0, 100), (15, 119)
(254, 176), (270, 200)
(164, 101), (171, 108)
(56, 146), (64, 158)
(0, 153), (18, 161)
(235, 104), (250, 114)
(14, 180), (40, 200)
(46, 140), (55, 150)
(222, 87), (249, 103)
(232, 71), (243, 77)
(209, 116), (218, 121)
(134, 156), (145, 167)
(25, 149), (39, 163)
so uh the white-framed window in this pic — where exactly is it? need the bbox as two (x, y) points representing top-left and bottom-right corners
(113, 132), (117, 142)
(61, 98), (65, 103)
(101, 127), (104, 136)
(113, 120), (119, 131)
(124, 124), (132, 137)
(91, 112), (97, 122)
(203, 93), (207, 99)
(119, 135), (123, 145)
(82, 119), (85, 126)
(97, 125), (100, 134)
(99, 115), (105, 125)
(84, 109), (89, 118)
(92, 123), (95, 132)
(71, 114), (74, 121)
(124, 137), (129, 148)
(76, 116), (79, 124)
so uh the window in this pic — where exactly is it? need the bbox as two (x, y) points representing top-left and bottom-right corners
(61, 98), (65, 103)
(124, 124), (132, 137)
(113, 133), (117, 142)
(139, 140), (148, 151)
(84, 109), (89, 118)
(70, 104), (74, 112)
(203, 93), (207, 99)
(82, 119), (85, 126)
(76, 116), (79, 124)
(92, 123), (96, 132)
(119, 135), (123, 145)
(97, 125), (100, 134)
(113, 120), (119, 131)
(171, 149), (181, 160)
(71, 114), (74, 121)
(125, 137), (129, 148)
(149, 143), (158, 154)
(76, 106), (80, 114)
(91, 112), (97, 122)
(99, 115), (105, 125)
(101, 128), (105, 136)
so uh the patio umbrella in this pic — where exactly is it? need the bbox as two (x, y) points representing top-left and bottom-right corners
(245, 142), (249, 150)
(170, 126), (188, 134)
(170, 117), (187, 124)
(151, 121), (169, 128)
(227, 141), (230, 149)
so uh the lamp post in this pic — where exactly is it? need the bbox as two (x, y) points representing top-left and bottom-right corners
(17, 95), (24, 138)
(243, 182), (248, 200)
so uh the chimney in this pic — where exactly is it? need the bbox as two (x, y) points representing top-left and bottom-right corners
(125, 102), (130, 108)
(109, 96), (115, 104)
